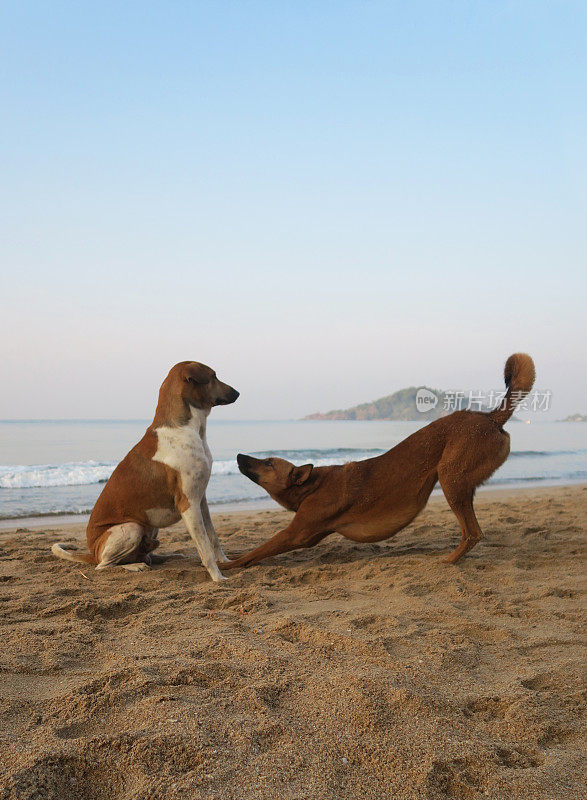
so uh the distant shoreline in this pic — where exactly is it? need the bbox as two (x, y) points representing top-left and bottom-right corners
(0, 417), (583, 423)
(2, 479), (585, 531)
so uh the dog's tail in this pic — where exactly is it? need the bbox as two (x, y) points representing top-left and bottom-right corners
(487, 353), (535, 427)
(51, 543), (95, 565)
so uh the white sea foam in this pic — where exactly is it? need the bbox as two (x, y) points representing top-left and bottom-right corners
(0, 462), (116, 489)
(1, 448), (573, 489)
(0, 453), (378, 488)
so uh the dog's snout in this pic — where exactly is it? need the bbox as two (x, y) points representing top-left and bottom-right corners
(214, 385), (240, 406)
(237, 453), (256, 479)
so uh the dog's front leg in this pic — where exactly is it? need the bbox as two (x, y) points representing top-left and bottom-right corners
(181, 503), (227, 582)
(200, 495), (229, 563)
(222, 520), (329, 570)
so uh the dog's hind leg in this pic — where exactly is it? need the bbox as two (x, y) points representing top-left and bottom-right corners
(95, 523), (151, 571)
(438, 476), (483, 564)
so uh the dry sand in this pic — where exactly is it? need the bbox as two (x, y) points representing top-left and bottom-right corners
(0, 485), (585, 800)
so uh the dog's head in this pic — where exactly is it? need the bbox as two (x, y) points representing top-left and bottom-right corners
(236, 454), (314, 510)
(180, 361), (239, 409)
(159, 361), (239, 420)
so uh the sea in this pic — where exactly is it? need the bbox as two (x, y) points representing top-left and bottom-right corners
(0, 419), (585, 527)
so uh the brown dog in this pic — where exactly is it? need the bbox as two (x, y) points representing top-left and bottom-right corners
(52, 361), (239, 581)
(223, 353), (535, 570)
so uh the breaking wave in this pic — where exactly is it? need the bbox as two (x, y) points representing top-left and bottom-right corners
(1, 448), (583, 489)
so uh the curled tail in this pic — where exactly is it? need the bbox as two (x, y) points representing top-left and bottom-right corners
(51, 543), (95, 565)
(488, 353), (535, 426)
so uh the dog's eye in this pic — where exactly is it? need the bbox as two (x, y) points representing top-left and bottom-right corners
(266, 459), (273, 468)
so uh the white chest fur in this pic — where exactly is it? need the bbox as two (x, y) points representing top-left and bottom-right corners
(152, 409), (212, 502)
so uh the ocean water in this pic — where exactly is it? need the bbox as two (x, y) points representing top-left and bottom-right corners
(0, 419), (585, 523)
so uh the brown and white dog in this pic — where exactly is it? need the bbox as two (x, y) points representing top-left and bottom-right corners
(223, 353), (535, 571)
(51, 361), (239, 581)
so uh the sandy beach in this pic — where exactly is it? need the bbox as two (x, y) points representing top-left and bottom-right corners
(0, 484), (585, 800)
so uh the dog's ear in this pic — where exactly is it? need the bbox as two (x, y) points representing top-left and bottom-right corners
(291, 464), (313, 486)
(182, 363), (210, 385)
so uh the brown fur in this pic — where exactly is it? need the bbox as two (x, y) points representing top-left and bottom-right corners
(52, 361), (238, 566)
(223, 354), (535, 570)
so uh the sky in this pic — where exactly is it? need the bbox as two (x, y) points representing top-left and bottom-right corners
(0, 1), (585, 420)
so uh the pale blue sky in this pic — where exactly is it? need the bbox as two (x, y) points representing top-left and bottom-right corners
(1, 1), (585, 419)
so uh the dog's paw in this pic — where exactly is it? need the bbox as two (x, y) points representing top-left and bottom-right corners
(217, 559), (240, 570)
(122, 562), (151, 572)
